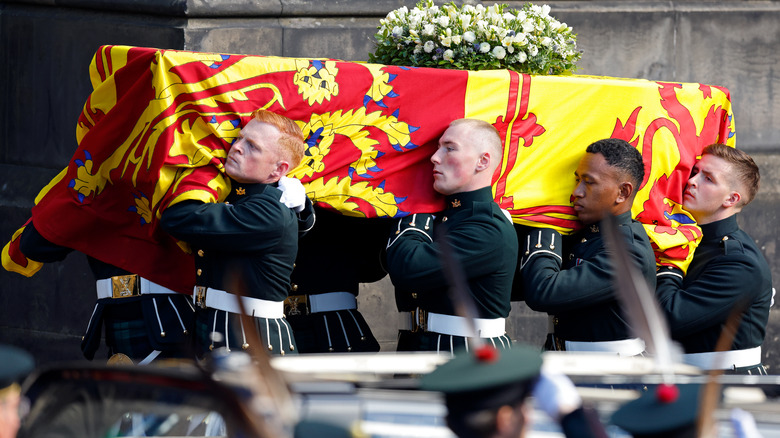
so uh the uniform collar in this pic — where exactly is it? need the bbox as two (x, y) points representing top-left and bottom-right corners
(444, 186), (494, 211)
(581, 211), (632, 236)
(699, 215), (739, 241)
(226, 179), (269, 203)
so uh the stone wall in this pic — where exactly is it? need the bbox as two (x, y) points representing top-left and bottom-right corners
(1, 0), (778, 369)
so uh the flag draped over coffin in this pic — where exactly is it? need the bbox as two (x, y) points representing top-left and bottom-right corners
(2, 45), (735, 293)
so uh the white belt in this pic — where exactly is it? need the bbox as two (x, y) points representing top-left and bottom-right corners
(193, 287), (284, 319)
(309, 292), (357, 313)
(96, 276), (177, 299)
(564, 338), (646, 356)
(399, 311), (506, 338)
(683, 346), (762, 370)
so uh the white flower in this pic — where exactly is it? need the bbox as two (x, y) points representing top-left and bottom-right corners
(424, 40), (435, 53)
(443, 49), (454, 61)
(463, 31), (476, 43)
(541, 37), (552, 47)
(440, 36), (452, 47)
(542, 5), (551, 16)
(528, 45), (538, 56)
(437, 16), (450, 27)
(492, 45), (506, 59)
(476, 20), (488, 31)
(507, 45), (514, 54)
(479, 42), (491, 53)
(522, 20), (534, 34)
(517, 51), (527, 63)
(392, 26), (404, 38)
(452, 35), (462, 45)
(422, 24), (435, 36)
(460, 14), (472, 29)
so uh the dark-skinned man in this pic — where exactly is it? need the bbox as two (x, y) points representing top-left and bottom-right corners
(519, 138), (656, 356)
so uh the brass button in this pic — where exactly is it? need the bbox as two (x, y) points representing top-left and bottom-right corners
(553, 317), (559, 325)
(291, 283), (298, 292)
(197, 268), (202, 276)
(442, 216), (448, 222)
(411, 292), (418, 299)
(580, 238), (587, 243)
(722, 236), (729, 241)
(197, 249), (204, 257)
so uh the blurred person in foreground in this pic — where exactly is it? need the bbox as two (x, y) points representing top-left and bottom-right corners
(421, 344), (606, 438)
(0, 345), (34, 438)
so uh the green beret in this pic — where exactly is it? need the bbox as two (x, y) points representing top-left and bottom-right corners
(420, 345), (542, 412)
(611, 383), (704, 437)
(0, 345), (34, 390)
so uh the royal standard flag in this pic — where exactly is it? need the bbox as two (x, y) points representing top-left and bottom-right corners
(2, 46), (734, 293)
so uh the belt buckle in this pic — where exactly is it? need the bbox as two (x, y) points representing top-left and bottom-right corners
(111, 275), (140, 298)
(194, 286), (207, 309)
(284, 294), (308, 316)
(411, 308), (428, 332)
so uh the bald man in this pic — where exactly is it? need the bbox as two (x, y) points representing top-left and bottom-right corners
(385, 119), (517, 353)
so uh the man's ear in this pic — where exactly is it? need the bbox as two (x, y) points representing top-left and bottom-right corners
(475, 152), (491, 172)
(272, 161), (291, 180)
(616, 181), (634, 204)
(723, 190), (742, 208)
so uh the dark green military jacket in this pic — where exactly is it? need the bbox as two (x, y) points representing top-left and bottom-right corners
(656, 215), (772, 353)
(386, 186), (517, 319)
(520, 212), (656, 342)
(160, 180), (299, 302)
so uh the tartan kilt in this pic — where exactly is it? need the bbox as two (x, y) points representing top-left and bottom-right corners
(84, 294), (195, 361)
(396, 330), (513, 354)
(287, 309), (380, 353)
(195, 308), (298, 357)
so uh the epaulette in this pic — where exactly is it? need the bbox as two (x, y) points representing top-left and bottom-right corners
(721, 235), (745, 255)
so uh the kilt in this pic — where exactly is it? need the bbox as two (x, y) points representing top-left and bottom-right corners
(85, 294), (195, 362)
(287, 309), (380, 353)
(195, 308), (298, 357)
(396, 330), (513, 354)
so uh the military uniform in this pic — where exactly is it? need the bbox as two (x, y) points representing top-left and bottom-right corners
(286, 207), (391, 353)
(160, 179), (312, 357)
(421, 344), (607, 438)
(385, 187), (517, 353)
(656, 215), (772, 373)
(19, 222), (194, 363)
(519, 212), (656, 355)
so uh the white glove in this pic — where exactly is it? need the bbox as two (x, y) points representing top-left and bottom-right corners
(278, 176), (306, 213)
(532, 370), (582, 421)
(730, 408), (763, 438)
